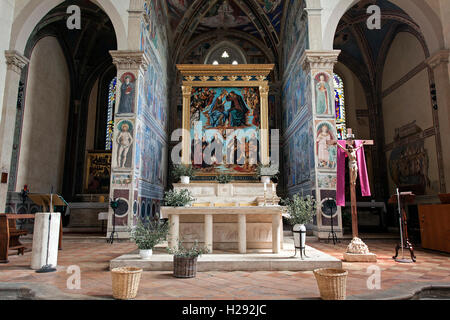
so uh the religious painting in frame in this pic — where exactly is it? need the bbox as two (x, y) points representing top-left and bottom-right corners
(177, 64), (274, 179)
(84, 151), (112, 194)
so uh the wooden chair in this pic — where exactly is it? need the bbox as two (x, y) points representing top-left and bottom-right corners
(0, 214), (33, 263)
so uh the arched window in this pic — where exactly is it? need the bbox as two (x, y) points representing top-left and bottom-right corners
(105, 77), (117, 151)
(333, 73), (347, 140)
(204, 41), (247, 65)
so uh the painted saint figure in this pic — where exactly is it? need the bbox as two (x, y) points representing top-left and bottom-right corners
(316, 124), (334, 168)
(116, 122), (133, 168)
(118, 75), (135, 114)
(226, 91), (249, 127)
(315, 74), (332, 115)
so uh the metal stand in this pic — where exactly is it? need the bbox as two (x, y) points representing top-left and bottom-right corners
(393, 188), (416, 263)
(107, 210), (119, 244)
(327, 213), (339, 245)
(293, 229), (307, 259)
(323, 199), (339, 245)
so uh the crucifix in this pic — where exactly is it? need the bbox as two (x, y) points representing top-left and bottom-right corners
(331, 128), (373, 239)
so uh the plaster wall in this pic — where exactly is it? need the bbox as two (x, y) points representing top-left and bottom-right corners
(0, 0), (15, 124)
(16, 36), (70, 193)
(85, 79), (99, 152)
(382, 32), (439, 195)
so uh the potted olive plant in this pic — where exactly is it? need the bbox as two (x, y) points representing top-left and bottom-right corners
(129, 218), (169, 260)
(168, 240), (209, 278)
(282, 194), (316, 256)
(173, 164), (194, 184)
(256, 164), (279, 183)
(163, 189), (195, 207)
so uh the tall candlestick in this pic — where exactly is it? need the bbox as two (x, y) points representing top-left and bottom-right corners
(264, 183), (267, 191)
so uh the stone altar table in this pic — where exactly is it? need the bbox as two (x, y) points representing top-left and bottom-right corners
(161, 206), (283, 254)
(162, 182), (283, 253)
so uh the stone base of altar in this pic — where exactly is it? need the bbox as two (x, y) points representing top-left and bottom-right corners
(110, 238), (342, 271)
(177, 214), (278, 250)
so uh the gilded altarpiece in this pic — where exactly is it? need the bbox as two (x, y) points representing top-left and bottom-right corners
(176, 65), (274, 179)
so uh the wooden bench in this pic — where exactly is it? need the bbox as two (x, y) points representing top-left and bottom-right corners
(0, 214), (35, 263)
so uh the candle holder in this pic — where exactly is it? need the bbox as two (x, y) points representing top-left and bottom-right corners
(263, 190), (267, 206)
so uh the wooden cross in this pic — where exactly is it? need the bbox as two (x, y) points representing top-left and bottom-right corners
(330, 129), (374, 239)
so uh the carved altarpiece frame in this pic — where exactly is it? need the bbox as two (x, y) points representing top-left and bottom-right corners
(176, 64), (274, 177)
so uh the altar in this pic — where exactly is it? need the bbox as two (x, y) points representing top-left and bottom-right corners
(161, 183), (283, 253)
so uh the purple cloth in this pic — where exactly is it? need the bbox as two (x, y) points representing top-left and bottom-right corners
(336, 140), (371, 206)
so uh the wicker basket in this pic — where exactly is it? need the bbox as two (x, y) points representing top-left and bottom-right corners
(313, 268), (348, 300)
(173, 256), (198, 278)
(111, 267), (143, 300)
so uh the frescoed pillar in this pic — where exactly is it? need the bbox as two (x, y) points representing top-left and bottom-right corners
(0, 51), (29, 211)
(301, 50), (343, 239)
(107, 50), (149, 238)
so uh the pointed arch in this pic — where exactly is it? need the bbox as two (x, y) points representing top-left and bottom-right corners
(9, 0), (128, 54)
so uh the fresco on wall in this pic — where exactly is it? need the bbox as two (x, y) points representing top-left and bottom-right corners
(115, 120), (134, 169)
(134, 0), (169, 205)
(282, 0), (307, 68)
(190, 87), (260, 176)
(135, 121), (166, 187)
(283, 64), (308, 130)
(202, 1), (250, 28)
(389, 122), (430, 195)
(315, 121), (337, 170)
(117, 73), (136, 114)
(318, 174), (337, 189)
(295, 125), (311, 183)
(315, 72), (333, 116)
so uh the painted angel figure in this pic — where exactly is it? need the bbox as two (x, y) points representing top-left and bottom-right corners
(337, 143), (364, 185)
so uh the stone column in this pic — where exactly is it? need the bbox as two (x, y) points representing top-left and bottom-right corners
(181, 85), (192, 165)
(0, 51), (29, 211)
(301, 50), (343, 239)
(238, 214), (246, 254)
(426, 49), (450, 191)
(259, 84), (270, 165)
(107, 50), (149, 238)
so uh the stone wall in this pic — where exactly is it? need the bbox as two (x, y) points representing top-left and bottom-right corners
(15, 36), (70, 194)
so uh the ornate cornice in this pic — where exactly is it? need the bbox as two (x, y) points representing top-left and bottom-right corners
(426, 49), (450, 70)
(300, 50), (341, 72)
(109, 50), (149, 71)
(4, 50), (29, 74)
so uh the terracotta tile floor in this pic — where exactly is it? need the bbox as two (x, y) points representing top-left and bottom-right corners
(0, 238), (449, 299)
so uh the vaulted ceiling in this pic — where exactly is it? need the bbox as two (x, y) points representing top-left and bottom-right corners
(166, 0), (285, 64)
(334, 0), (427, 86)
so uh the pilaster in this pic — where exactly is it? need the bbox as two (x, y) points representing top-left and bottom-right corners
(0, 50), (29, 211)
(301, 50), (343, 238)
(107, 50), (149, 238)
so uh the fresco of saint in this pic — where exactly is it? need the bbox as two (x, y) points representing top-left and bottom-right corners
(315, 73), (333, 115)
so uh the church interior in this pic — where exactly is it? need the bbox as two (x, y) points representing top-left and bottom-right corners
(0, 0), (449, 302)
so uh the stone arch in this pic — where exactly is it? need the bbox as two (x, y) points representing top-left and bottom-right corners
(9, 0), (128, 54)
(322, 0), (444, 54)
